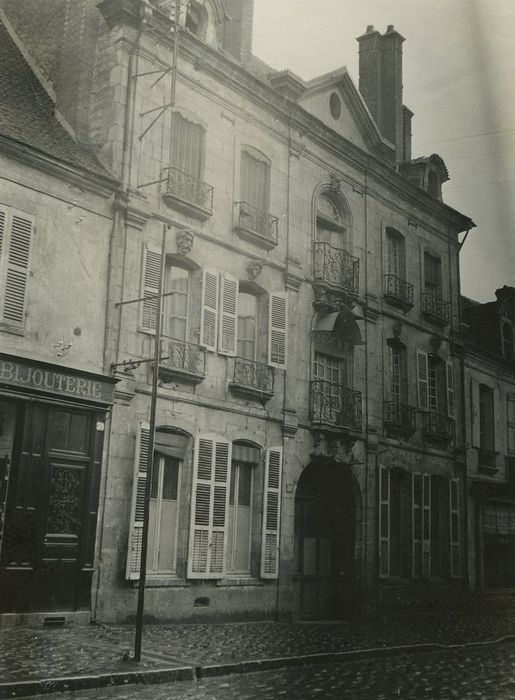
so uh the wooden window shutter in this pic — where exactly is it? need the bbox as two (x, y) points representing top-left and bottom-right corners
(126, 421), (151, 580)
(188, 435), (232, 578)
(140, 243), (162, 332)
(218, 273), (238, 356)
(449, 478), (461, 577)
(416, 350), (429, 411)
(422, 474), (431, 577)
(412, 472), (422, 578)
(260, 446), (283, 579)
(446, 361), (455, 418)
(268, 292), (288, 368)
(200, 268), (219, 351)
(0, 207), (34, 327)
(379, 466), (390, 578)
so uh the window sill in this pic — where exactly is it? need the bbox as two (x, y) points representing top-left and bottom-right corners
(159, 364), (205, 385)
(131, 576), (190, 588)
(0, 323), (24, 336)
(234, 224), (278, 251)
(228, 382), (274, 405)
(216, 576), (264, 587)
(161, 192), (212, 220)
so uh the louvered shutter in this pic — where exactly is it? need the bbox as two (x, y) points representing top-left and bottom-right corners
(446, 361), (455, 418)
(218, 274), (238, 356)
(126, 422), (150, 580)
(379, 466), (390, 578)
(0, 208), (34, 327)
(188, 435), (232, 578)
(268, 292), (288, 368)
(140, 243), (162, 332)
(260, 446), (282, 579)
(200, 269), (219, 351)
(416, 350), (429, 411)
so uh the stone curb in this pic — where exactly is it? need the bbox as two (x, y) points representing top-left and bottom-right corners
(0, 667), (195, 699)
(2, 635), (515, 697)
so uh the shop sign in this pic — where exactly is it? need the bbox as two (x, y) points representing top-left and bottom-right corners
(0, 358), (115, 404)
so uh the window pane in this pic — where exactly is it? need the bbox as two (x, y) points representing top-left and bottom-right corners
(237, 463), (252, 507)
(167, 265), (189, 340)
(237, 292), (257, 360)
(162, 458), (179, 500)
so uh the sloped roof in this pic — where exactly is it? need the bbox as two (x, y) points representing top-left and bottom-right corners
(0, 22), (115, 182)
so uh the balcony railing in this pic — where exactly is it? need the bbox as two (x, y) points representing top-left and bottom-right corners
(383, 401), (417, 434)
(310, 380), (362, 432)
(313, 241), (359, 296)
(234, 201), (278, 247)
(229, 357), (274, 403)
(159, 338), (206, 383)
(162, 166), (214, 217)
(384, 274), (414, 310)
(422, 293), (451, 325)
(421, 412), (454, 442)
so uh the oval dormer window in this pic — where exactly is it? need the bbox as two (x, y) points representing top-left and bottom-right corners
(330, 93), (342, 120)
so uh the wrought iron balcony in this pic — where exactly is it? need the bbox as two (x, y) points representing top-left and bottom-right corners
(383, 401), (417, 434)
(313, 242), (359, 297)
(234, 201), (278, 249)
(384, 274), (414, 311)
(478, 448), (497, 472)
(159, 338), (206, 384)
(421, 412), (454, 442)
(422, 293), (450, 325)
(229, 357), (274, 403)
(310, 380), (362, 432)
(162, 166), (214, 219)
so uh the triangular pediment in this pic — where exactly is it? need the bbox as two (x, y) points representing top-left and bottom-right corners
(298, 67), (394, 158)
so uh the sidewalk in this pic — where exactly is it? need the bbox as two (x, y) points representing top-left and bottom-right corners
(2, 596), (515, 698)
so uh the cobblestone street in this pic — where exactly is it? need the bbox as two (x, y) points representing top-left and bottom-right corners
(22, 641), (515, 699)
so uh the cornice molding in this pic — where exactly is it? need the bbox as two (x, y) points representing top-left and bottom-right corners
(0, 135), (118, 197)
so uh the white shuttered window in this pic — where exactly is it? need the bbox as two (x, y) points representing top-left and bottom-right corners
(218, 273), (238, 356)
(171, 112), (204, 178)
(268, 292), (288, 368)
(0, 205), (34, 328)
(126, 422), (151, 579)
(416, 350), (429, 411)
(188, 435), (232, 578)
(140, 243), (162, 332)
(260, 446), (283, 579)
(200, 269), (219, 351)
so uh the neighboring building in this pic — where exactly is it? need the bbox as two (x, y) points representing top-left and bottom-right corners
(462, 288), (515, 591)
(0, 18), (119, 617)
(0, 0), (476, 623)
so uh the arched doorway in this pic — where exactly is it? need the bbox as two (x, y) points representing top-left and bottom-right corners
(294, 461), (356, 620)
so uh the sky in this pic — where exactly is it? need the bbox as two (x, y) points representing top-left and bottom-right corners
(252, 0), (515, 302)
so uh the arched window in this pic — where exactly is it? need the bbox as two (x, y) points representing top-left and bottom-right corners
(315, 193), (348, 250)
(185, 0), (208, 39)
(386, 228), (405, 279)
(237, 290), (258, 360)
(226, 441), (261, 575)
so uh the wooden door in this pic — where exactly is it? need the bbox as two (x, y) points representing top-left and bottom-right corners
(1, 403), (102, 613)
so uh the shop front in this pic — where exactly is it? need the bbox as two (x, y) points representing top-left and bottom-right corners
(0, 354), (115, 614)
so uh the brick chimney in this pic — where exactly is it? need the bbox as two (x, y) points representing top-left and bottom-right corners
(357, 24), (408, 163)
(223, 0), (254, 62)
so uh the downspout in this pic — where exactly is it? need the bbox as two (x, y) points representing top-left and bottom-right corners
(276, 104), (295, 622)
(456, 229), (471, 595)
(93, 23), (144, 621)
(362, 162), (370, 620)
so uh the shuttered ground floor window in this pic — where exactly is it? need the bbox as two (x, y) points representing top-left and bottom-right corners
(483, 503), (515, 588)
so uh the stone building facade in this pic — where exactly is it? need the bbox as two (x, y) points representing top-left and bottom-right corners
(462, 288), (515, 592)
(0, 0), (475, 622)
(0, 16), (118, 618)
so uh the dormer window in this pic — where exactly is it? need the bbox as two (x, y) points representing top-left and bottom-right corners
(185, 1), (207, 39)
(502, 321), (514, 360)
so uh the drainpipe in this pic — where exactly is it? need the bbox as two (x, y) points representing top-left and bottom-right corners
(93, 22), (144, 621)
(362, 162), (371, 620)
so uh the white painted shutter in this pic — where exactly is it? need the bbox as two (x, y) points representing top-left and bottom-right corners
(379, 466), (390, 578)
(188, 435), (232, 578)
(446, 361), (455, 418)
(200, 269), (219, 351)
(218, 273), (238, 356)
(416, 350), (429, 411)
(140, 243), (161, 332)
(0, 208), (34, 327)
(260, 446), (282, 579)
(268, 292), (288, 368)
(126, 421), (150, 580)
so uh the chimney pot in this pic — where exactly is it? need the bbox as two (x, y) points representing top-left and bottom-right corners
(366, 25), (375, 33)
(386, 24), (395, 32)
